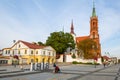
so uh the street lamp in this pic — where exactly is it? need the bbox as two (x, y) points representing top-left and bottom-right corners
(13, 40), (16, 67)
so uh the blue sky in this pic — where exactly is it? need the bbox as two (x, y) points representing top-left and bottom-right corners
(0, 0), (120, 59)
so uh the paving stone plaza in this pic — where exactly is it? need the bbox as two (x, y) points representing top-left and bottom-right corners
(0, 63), (120, 80)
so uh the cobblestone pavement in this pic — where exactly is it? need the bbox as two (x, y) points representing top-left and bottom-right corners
(0, 64), (119, 80)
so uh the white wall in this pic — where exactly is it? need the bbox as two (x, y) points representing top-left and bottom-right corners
(56, 55), (63, 62)
(57, 54), (102, 64)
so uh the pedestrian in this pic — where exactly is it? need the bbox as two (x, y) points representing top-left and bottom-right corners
(53, 63), (56, 67)
(54, 65), (61, 73)
(53, 63), (61, 73)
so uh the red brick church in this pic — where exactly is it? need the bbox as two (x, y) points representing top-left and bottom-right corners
(70, 2), (101, 59)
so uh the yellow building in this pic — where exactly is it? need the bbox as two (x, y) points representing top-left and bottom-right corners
(1, 40), (56, 65)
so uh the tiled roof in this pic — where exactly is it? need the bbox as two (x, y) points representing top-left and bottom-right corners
(19, 40), (45, 49)
(102, 56), (110, 60)
(76, 36), (89, 43)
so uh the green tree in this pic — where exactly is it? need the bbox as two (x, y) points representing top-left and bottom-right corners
(77, 38), (97, 59)
(46, 31), (75, 54)
(37, 41), (45, 46)
(101, 56), (104, 63)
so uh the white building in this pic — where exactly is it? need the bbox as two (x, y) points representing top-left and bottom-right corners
(1, 40), (56, 65)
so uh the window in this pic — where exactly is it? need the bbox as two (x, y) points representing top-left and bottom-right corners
(53, 52), (54, 56)
(31, 50), (33, 54)
(92, 22), (96, 30)
(43, 51), (45, 55)
(12, 50), (14, 55)
(5, 50), (7, 54)
(19, 44), (21, 48)
(49, 52), (50, 56)
(93, 22), (96, 26)
(8, 50), (10, 54)
(36, 51), (38, 54)
(25, 50), (27, 54)
(18, 50), (20, 54)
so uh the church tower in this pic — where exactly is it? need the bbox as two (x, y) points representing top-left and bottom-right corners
(70, 20), (76, 42)
(90, 1), (101, 57)
(70, 20), (75, 35)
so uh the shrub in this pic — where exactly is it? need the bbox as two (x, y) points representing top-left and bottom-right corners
(72, 61), (78, 64)
(72, 54), (76, 59)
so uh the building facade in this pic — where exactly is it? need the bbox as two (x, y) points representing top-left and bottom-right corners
(1, 40), (56, 65)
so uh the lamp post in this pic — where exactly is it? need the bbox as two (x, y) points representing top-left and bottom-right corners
(13, 40), (16, 67)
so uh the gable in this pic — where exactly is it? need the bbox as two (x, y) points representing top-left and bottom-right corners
(11, 41), (29, 49)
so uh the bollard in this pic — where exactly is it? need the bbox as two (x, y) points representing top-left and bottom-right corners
(35, 63), (38, 71)
(41, 63), (44, 70)
(30, 63), (35, 71)
(30, 63), (33, 71)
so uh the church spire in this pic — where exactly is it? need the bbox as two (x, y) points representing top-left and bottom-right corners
(70, 20), (75, 34)
(92, 0), (96, 17)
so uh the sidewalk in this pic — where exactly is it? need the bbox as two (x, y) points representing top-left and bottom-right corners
(0, 63), (119, 80)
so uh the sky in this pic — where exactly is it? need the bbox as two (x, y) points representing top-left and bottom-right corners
(0, 0), (120, 59)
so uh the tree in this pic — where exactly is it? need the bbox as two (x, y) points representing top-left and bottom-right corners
(77, 38), (97, 59)
(46, 31), (75, 54)
(37, 41), (45, 46)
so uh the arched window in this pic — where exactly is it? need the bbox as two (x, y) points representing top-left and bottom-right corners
(93, 22), (96, 30)
(36, 58), (38, 62)
(93, 32), (95, 39)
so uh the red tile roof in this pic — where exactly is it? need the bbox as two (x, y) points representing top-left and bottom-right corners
(102, 56), (110, 60)
(19, 40), (45, 49)
(76, 36), (89, 43)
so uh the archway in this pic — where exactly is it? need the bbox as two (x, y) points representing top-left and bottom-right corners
(52, 59), (54, 63)
(31, 59), (34, 63)
(48, 57), (50, 64)
(36, 58), (38, 63)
